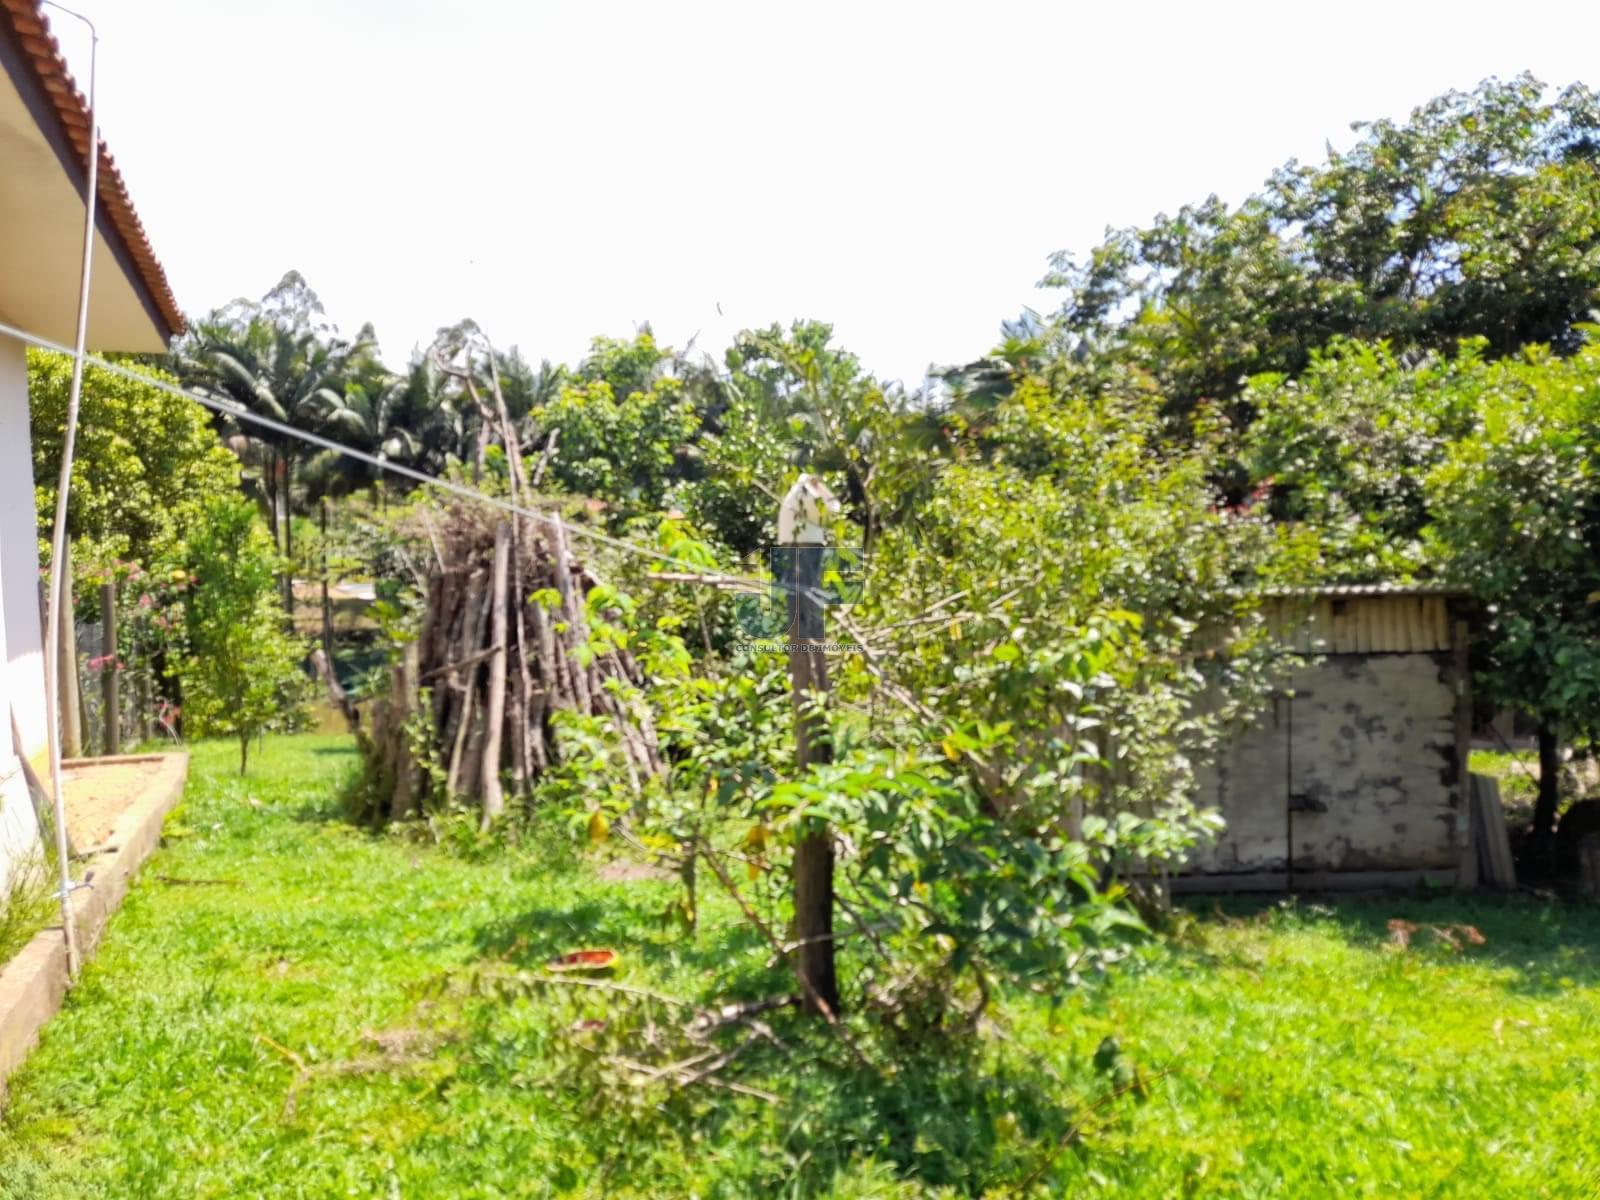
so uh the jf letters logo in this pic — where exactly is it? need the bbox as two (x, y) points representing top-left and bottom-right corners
(733, 475), (865, 640)
(733, 546), (867, 639)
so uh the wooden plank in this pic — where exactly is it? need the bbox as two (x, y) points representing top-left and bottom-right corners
(1416, 597), (1432, 651)
(1427, 596), (1450, 652)
(1452, 618), (1473, 879)
(1331, 602), (1352, 655)
(1470, 774), (1517, 889)
(1313, 602), (1330, 653)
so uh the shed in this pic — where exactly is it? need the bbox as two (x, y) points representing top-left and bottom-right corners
(1179, 584), (1475, 892)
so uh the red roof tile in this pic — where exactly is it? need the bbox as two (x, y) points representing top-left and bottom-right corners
(1, 0), (184, 338)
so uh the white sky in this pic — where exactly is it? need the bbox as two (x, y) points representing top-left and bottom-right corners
(46, 0), (1600, 387)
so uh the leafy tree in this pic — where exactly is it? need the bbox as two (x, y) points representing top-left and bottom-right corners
(29, 350), (239, 569)
(681, 321), (936, 556)
(174, 498), (309, 775)
(532, 332), (697, 519)
(610, 362), (1296, 1023)
(1046, 75), (1600, 413)
(1238, 339), (1482, 579)
(1228, 333), (1600, 853)
(854, 373), (1288, 845)
(1427, 340), (1600, 849)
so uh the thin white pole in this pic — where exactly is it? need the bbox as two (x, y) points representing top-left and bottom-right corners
(41, 1), (100, 981)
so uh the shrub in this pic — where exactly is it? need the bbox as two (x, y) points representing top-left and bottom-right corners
(174, 499), (309, 774)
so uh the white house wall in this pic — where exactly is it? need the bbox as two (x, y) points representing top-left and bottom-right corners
(0, 335), (44, 897)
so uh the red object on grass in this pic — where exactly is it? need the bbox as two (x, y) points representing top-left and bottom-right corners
(546, 948), (619, 972)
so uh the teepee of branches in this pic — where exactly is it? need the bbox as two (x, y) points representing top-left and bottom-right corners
(361, 332), (660, 826)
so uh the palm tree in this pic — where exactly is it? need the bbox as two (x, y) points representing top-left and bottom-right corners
(179, 313), (369, 616)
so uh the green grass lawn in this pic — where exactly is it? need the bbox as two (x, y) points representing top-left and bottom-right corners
(2, 734), (1599, 1198)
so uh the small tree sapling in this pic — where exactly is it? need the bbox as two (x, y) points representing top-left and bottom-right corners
(176, 499), (309, 775)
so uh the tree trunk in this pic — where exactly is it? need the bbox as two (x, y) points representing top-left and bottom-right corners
(390, 641), (422, 820)
(1535, 722), (1562, 864)
(280, 464), (296, 621)
(100, 582), (119, 755)
(311, 646), (358, 733)
(263, 445), (281, 547)
(320, 496), (334, 660)
(788, 544), (839, 1017)
(239, 732), (250, 777)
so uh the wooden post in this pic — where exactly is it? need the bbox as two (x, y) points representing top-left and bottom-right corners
(281, 461), (296, 621)
(1452, 616), (1473, 886)
(480, 520), (510, 828)
(56, 542), (82, 759)
(780, 476), (841, 1018)
(136, 669), (153, 743)
(389, 640), (422, 821)
(100, 581), (119, 755)
(320, 496), (334, 661)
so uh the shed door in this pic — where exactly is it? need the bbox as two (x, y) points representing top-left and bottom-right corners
(1284, 688), (1329, 881)
(1202, 692), (1293, 874)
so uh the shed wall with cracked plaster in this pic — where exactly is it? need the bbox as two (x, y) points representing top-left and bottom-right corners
(1181, 588), (1474, 891)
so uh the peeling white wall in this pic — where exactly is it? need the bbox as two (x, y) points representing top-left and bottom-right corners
(1191, 652), (1466, 876)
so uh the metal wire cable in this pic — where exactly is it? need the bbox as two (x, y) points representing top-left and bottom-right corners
(0, 319), (770, 590)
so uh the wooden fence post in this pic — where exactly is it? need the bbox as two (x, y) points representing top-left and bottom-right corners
(781, 476), (841, 1018)
(56, 542), (82, 759)
(320, 496), (335, 660)
(479, 520), (510, 829)
(100, 581), (119, 755)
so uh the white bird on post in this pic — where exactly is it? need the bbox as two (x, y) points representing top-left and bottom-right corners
(777, 473), (839, 547)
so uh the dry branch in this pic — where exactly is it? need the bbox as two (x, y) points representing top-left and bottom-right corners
(360, 495), (661, 824)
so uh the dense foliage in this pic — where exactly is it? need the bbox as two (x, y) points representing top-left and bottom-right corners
(1042, 75), (1600, 413)
(29, 350), (239, 569)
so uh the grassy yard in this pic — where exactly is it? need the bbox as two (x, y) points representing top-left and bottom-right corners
(2, 735), (1599, 1198)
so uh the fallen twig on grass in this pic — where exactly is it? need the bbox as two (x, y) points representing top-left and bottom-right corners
(155, 874), (244, 887)
(1020, 1063), (1184, 1189)
(685, 994), (798, 1040)
(478, 968), (697, 1009)
(603, 1053), (780, 1103)
(255, 1028), (450, 1120)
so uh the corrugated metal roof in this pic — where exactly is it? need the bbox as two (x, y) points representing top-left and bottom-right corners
(1263, 589), (1465, 655)
(1255, 583), (1470, 599)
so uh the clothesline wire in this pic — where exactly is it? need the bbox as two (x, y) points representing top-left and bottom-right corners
(0, 319), (777, 590)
